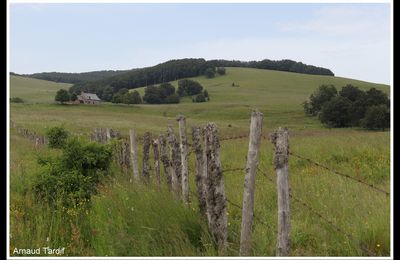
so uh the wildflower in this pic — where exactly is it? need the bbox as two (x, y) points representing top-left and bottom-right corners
(377, 244), (380, 248)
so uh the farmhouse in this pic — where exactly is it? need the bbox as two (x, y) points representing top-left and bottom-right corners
(77, 92), (101, 104)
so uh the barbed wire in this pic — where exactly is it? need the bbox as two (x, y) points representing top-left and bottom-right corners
(220, 134), (248, 142)
(256, 165), (375, 256)
(289, 152), (390, 196)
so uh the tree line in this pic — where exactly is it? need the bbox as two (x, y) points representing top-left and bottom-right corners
(15, 70), (129, 84)
(303, 84), (390, 130)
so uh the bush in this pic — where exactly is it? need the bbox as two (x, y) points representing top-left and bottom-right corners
(360, 105), (390, 130)
(33, 138), (112, 207)
(319, 96), (352, 127)
(10, 97), (24, 103)
(46, 126), (69, 149)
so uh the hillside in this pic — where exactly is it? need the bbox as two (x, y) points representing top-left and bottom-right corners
(10, 67), (389, 133)
(9, 75), (72, 103)
(66, 58), (335, 100)
(9, 66), (390, 256)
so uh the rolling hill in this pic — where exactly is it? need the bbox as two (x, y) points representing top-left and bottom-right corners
(9, 66), (390, 256)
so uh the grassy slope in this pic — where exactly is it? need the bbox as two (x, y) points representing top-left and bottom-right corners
(9, 75), (71, 103)
(9, 67), (390, 256)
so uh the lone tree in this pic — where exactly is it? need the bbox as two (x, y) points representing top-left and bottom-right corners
(55, 89), (70, 104)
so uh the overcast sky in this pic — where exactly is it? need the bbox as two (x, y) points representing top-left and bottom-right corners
(9, 3), (391, 84)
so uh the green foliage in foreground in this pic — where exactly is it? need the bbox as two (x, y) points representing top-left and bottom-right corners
(33, 138), (112, 207)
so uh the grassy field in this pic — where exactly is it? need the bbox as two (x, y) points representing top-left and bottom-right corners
(9, 68), (391, 256)
(9, 75), (71, 103)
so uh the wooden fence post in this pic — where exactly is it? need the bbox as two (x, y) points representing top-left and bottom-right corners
(177, 115), (189, 204)
(167, 126), (181, 194)
(204, 123), (228, 253)
(130, 129), (140, 182)
(159, 134), (172, 190)
(192, 126), (207, 217)
(142, 132), (151, 183)
(240, 110), (263, 256)
(270, 127), (290, 256)
(106, 128), (111, 142)
(153, 138), (161, 188)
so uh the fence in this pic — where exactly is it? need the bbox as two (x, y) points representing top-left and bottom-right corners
(9, 112), (390, 256)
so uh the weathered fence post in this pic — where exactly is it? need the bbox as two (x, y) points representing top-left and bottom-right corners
(240, 110), (263, 256)
(192, 126), (207, 217)
(129, 129), (140, 182)
(204, 123), (228, 253)
(167, 126), (181, 194)
(152, 138), (161, 188)
(270, 127), (290, 256)
(106, 128), (112, 142)
(142, 132), (151, 183)
(177, 115), (189, 204)
(159, 134), (172, 190)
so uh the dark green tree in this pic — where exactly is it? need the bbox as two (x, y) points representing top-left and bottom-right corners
(303, 85), (338, 116)
(194, 94), (206, 103)
(216, 67), (226, 75)
(55, 89), (70, 104)
(319, 96), (352, 127)
(70, 93), (77, 101)
(360, 105), (390, 130)
(204, 67), (216, 78)
(101, 86), (114, 102)
(339, 84), (365, 102)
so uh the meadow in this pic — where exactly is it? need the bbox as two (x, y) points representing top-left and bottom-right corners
(9, 67), (391, 256)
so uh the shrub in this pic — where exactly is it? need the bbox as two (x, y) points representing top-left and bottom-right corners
(10, 97), (24, 103)
(46, 126), (69, 149)
(360, 105), (390, 130)
(33, 138), (113, 207)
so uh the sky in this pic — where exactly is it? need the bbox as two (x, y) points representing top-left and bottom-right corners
(9, 3), (391, 84)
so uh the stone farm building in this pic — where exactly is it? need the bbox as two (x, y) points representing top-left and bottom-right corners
(77, 92), (101, 104)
